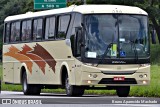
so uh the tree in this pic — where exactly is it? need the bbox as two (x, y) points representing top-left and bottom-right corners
(67, 0), (84, 6)
(0, 0), (10, 39)
(145, 0), (160, 44)
(0, 0), (10, 10)
(0, 0), (34, 41)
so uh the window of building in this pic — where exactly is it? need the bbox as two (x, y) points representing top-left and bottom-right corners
(57, 15), (70, 39)
(45, 17), (55, 40)
(10, 21), (20, 42)
(33, 19), (43, 41)
(4, 23), (10, 43)
(21, 20), (31, 41)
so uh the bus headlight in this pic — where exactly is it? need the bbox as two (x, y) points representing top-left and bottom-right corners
(93, 74), (97, 78)
(87, 80), (92, 84)
(143, 80), (147, 84)
(139, 74), (147, 78)
(144, 74), (147, 78)
(88, 74), (92, 78)
(88, 74), (98, 78)
(139, 75), (143, 78)
(140, 64), (150, 67)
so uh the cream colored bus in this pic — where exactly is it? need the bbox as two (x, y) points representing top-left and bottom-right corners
(3, 5), (150, 97)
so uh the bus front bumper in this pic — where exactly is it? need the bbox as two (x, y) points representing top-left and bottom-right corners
(79, 65), (150, 86)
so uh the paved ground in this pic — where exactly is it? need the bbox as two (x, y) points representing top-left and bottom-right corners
(0, 91), (160, 107)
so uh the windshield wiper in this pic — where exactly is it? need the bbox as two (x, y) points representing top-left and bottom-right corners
(130, 41), (138, 63)
(96, 43), (113, 67)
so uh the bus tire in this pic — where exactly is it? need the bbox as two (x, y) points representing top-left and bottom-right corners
(22, 72), (41, 95)
(65, 74), (84, 96)
(116, 86), (130, 97)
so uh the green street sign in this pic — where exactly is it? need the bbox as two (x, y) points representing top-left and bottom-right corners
(34, 3), (66, 10)
(34, 0), (67, 10)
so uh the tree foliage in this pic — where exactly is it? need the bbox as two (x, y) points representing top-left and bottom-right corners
(0, 0), (34, 40)
(67, 0), (84, 6)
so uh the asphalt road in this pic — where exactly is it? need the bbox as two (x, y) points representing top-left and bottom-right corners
(0, 91), (160, 107)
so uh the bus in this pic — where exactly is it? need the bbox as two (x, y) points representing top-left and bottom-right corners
(3, 5), (150, 97)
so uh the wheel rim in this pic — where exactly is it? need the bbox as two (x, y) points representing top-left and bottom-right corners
(23, 75), (27, 92)
(65, 77), (71, 94)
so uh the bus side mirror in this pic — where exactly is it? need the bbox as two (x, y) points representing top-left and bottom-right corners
(74, 27), (83, 57)
(75, 27), (83, 46)
(149, 24), (156, 44)
(75, 26), (82, 32)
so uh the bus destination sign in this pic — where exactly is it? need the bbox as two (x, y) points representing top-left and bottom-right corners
(34, 0), (67, 10)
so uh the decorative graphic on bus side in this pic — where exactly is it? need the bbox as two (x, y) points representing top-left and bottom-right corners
(4, 45), (33, 74)
(19, 44), (46, 74)
(4, 43), (57, 74)
(31, 43), (56, 72)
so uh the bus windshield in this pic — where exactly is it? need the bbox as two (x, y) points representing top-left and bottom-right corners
(84, 14), (149, 59)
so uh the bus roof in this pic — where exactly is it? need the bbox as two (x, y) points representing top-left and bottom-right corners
(4, 5), (147, 22)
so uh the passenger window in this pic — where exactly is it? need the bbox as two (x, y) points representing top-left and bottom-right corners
(57, 15), (70, 39)
(45, 17), (55, 40)
(22, 20), (31, 41)
(33, 19), (43, 41)
(11, 22), (20, 42)
(4, 23), (10, 43)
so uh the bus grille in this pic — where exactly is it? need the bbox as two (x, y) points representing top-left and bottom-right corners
(101, 71), (136, 75)
(98, 78), (137, 84)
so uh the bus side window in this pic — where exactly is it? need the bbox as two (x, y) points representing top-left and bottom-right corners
(10, 21), (20, 42)
(45, 17), (55, 40)
(33, 19), (43, 41)
(22, 21), (26, 41)
(22, 20), (31, 42)
(57, 15), (70, 39)
(4, 23), (10, 43)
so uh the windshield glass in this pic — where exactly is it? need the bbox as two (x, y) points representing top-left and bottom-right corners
(84, 14), (149, 59)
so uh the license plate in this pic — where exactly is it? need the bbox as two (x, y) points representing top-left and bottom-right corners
(113, 77), (125, 81)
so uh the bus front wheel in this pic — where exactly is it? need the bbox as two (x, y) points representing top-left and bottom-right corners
(22, 72), (41, 95)
(116, 86), (130, 97)
(65, 74), (84, 96)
